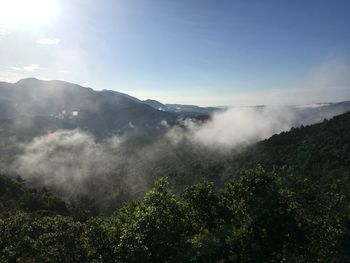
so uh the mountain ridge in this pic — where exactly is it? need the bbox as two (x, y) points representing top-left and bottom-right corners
(1, 78), (350, 138)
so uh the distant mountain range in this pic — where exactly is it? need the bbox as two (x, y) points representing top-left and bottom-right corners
(100, 88), (223, 115)
(0, 78), (176, 136)
(143, 99), (222, 116)
(0, 78), (225, 137)
(0, 78), (350, 138)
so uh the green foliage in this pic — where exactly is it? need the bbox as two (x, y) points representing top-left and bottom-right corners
(279, 170), (350, 260)
(0, 212), (86, 262)
(82, 216), (120, 262)
(218, 167), (304, 262)
(0, 165), (349, 262)
(0, 174), (68, 216)
(116, 178), (191, 262)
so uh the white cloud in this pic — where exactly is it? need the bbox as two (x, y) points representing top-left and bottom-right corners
(0, 70), (22, 82)
(9, 66), (21, 71)
(0, 63), (41, 81)
(6, 64), (40, 73)
(23, 64), (40, 72)
(165, 107), (297, 150)
(36, 38), (60, 45)
(0, 64), (41, 82)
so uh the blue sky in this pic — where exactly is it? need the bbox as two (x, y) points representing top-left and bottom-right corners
(0, 0), (349, 106)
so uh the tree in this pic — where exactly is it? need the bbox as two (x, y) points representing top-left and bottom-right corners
(116, 178), (191, 262)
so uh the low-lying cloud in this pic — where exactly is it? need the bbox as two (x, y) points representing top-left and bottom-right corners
(15, 130), (123, 198)
(167, 107), (297, 149)
(11, 105), (348, 210)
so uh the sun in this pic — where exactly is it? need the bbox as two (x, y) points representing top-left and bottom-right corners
(0, 0), (60, 30)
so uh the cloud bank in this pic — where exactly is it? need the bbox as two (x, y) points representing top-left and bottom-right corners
(12, 107), (299, 203)
(167, 107), (297, 149)
(12, 104), (349, 211)
(14, 130), (126, 199)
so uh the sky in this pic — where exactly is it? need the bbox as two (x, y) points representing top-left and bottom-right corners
(0, 0), (350, 106)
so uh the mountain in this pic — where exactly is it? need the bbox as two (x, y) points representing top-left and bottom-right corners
(0, 78), (177, 136)
(101, 89), (142, 103)
(165, 103), (222, 115)
(231, 110), (350, 178)
(143, 99), (167, 111)
(143, 99), (224, 115)
(1, 78), (350, 139)
(291, 101), (350, 125)
(144, 97), (350, 121)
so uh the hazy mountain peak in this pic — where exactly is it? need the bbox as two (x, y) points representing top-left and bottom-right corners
(100, 89), (142, 103)
(16, 77), (41, 84)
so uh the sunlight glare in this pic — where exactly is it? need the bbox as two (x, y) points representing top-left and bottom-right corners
(0, 0), (60, 30)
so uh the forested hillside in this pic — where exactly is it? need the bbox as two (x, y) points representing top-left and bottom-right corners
(0, 112), (349, 262)
(237, 111), (350, 172)
(0, 174), (68, 216)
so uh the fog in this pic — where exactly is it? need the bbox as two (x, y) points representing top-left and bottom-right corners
(7, 101), (350, 213)
(167, 106), (297, 150)
(8, 106), (308, 210)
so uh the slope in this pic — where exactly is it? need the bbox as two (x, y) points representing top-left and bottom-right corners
(0, 78), (177, 136)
